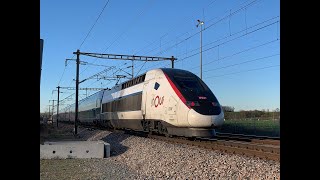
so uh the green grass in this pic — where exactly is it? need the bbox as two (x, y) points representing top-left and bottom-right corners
(217, 119), (280, 137)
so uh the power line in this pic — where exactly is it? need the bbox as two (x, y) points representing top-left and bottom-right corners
(61, 62), (125, 101)
(189, 39), (279, 69)
(57, 63), (69, 86)
(56, 0), (274, 103)
(176, 16), (279, 58)
(203, 53), (279, 73)
(57, 0), (111, 87)
(59, 93), (75, 103)
(61, 0), (260, 90)
(178, 21), (278, 63)
(204, 0), (260, 31)
(82, 62), (114, 67)
(135, 61), (148, 77)
(142, 20), (279, 72)
(78, 0), (111, 49)
(135, 0), (264, 72)
(79, 66), (116, 83)
(139, 0), (257, 58)
(103, 0), (156, 53)
(81, 65), (124, 92)
(155, 0), (260, 56)
(204, 64), (279, 78)
(153, 39), (280, 72)
(78, 0), (156, 78)
(133, 0), (219, 56)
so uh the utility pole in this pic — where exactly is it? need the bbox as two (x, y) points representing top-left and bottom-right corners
(49, 100), (57, 124)
(40, 39), (44, 85)
(49, 100), (57, 115)
(56, 86), (60, 128)
(48, 105), (51, 118)
(197, 19), (204, 79)
(74, 49), (80, 135)
(171, 56), (175, 68)
(52, 101), (54, 116)
(131, 60), (134, 79)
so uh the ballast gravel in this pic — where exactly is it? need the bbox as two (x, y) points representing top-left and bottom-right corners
(40, 126), (280, 179)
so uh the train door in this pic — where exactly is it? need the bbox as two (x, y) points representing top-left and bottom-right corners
(141, 82), (149, 119)
(164, 95), (178, 124)
(149, 73), (164, 120)
(143, 71), (155, 120)
(95, 98), (101, 118)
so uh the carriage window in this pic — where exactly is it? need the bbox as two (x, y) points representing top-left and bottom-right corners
(102, 92), (142, 112)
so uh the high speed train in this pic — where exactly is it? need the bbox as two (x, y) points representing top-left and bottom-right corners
(53, 68), (224, 137)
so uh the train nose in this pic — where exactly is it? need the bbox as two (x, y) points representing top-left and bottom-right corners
(187, 109), (224, 127)
(212, 111), (224, 126)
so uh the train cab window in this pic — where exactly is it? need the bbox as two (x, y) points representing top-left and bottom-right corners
(163, 68), (219, 103)
(174, 76), (202, 93)
(173, 76), (210, 99)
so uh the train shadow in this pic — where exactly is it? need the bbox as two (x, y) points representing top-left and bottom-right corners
(101, 131), (131, 157)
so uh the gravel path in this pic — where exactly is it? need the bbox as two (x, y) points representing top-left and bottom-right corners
(40, 125), (280, 179)
(40, 158), (146, 180)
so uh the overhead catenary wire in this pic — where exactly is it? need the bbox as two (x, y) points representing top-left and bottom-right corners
(53, 1), (278, 107)
(204, 0), (260, 31)
(176, 16), (279, 58)
(135, 0), (264, 72)
(77, 0), (156, 79)
(78, 0), (111, 49)
(141, 19), (279, 72)
(158, 38), (280, 72)
(59, 59), (127, 103)
(204, 64), (279, 78)
(177, 21), (279, 63)
(135, 61), (148, 78)
(133, 0), (219, 56)
(57, 0), (111, 87)
(59, 0), (261, 92)
(155, 0), (260, 56)
(189, 39), (280, 70)
(136, 0), (257, 59)
(203, 53), (280, 73)
(59, 1), (156, 100)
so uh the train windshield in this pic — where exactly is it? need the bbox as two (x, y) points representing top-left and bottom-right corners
(163, 69), (218, 102)
(163, 68), (221, 115)
(173, 75), (218, 102)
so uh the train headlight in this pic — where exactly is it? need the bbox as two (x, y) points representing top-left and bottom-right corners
(212, 102), (220, 107)
(186, 101), (200, 107)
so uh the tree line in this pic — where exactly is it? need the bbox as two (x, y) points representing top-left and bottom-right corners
(222, 106), (280, 120)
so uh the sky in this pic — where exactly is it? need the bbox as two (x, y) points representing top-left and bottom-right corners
(40, 0), (280, 113)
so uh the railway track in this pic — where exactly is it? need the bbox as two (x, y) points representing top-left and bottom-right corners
(215, 132), (280, 146)
(146, 133), (280, 162)
(77, 125), (280, 161)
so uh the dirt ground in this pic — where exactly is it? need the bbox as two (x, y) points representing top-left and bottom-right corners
(40, 123), (143, 180)
(40, 123), (98, 144)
